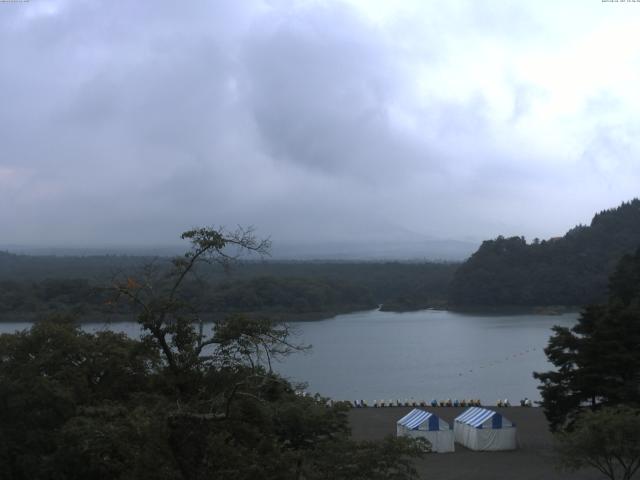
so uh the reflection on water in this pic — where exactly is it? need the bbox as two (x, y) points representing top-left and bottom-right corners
(0, 309), (577, 403)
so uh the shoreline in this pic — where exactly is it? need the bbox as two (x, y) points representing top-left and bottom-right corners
(446, 305), (581, 316)
(0, 305), (582, 324)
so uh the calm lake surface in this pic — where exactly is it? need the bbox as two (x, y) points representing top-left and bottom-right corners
(0, 309), (577, 403)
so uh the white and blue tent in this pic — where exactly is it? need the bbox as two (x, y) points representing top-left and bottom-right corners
(396, 409), (454, 453)
(454, 407), (517, 451)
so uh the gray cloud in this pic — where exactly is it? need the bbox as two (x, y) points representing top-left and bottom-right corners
(0, 0), (639, 254)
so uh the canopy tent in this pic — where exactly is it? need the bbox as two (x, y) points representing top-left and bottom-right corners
(454, 407), (517, 451)
(396, 408), (454, 453)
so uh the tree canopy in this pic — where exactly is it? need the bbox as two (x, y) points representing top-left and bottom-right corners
(450, 199), (640, 307)
(557, 406), (640, 480)
(534, 246), (640, 431)
(0, 227), (425, 480)
(0, 254), (456, 320)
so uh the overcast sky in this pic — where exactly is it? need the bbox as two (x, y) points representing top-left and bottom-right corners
(1, 0), (639, 252)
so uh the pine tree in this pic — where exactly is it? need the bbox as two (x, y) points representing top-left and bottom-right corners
(534, 247), (640, 431)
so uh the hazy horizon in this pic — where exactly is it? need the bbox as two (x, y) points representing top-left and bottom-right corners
(0, 236), (478, 261)
(2, 1), (639, 249)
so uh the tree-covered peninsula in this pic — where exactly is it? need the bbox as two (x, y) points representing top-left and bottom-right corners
(0, 254), (456, 321)
(450, 199), (640, 307)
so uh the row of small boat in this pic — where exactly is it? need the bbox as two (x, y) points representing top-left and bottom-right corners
(349, 398), (534, 408)
(351, 399), (483, 408)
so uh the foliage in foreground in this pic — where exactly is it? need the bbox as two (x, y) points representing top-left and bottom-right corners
(557, 406), (640, 480)
(0, 227), (425, 480)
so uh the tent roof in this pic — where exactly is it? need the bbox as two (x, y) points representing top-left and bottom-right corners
(397, 409), (435, 430)
(455, 407), (510, 428)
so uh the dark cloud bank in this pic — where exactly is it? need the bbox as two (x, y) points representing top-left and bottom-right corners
(0, 0), (637, 259)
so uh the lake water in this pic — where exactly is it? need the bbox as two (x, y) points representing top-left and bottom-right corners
(0, 309), (577, 404)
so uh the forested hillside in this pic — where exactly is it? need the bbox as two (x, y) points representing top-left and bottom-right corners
(450, 199), (640, 307)
(0, 254), (457, 319)
(5, 199), (640, 314)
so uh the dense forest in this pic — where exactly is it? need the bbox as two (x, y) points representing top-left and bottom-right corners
(0, 228), (426, 479)
(535, 245), (640, 430)
(450, 199), (640, 307)
(532, 247), (640, 479)
(4, 199), (640, 318)
(0, 253), (457, 320)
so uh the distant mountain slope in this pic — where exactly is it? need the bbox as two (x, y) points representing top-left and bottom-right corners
(450, 199), (640, 307)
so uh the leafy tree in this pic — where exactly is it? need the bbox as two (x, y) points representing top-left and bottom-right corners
(0, 317), (164, 479)
(111, 226), (271, 378)
(534, 247), (640, 430)
(557, 406), (640, 480)
(0, 227), (425, 480)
